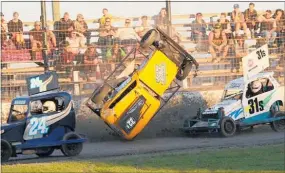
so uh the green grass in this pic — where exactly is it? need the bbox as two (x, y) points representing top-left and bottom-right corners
(3, 144), (284, 173)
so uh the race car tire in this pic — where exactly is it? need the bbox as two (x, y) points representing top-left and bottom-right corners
(1, 139), (12, 162)
(61, 132), (83, 157)
(219, 117), (236, 137)
(140, 29), (158, 48)
(270, 112), (285, 132)
(176, 60), (192, 81)
(36, 147), (55, 157)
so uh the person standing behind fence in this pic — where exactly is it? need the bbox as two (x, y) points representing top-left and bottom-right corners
(1, 12), (7, 47)
(244, 2), (259, 38)
(99, 8), (113, 28)
(209, 23), (229, 62)
(7, 12), (24, 49)
(54, 12), (73, 46)
(191, 12), (207, 52)
(155, 8), (170, 31)
(98, 17), (116, 59)
(273, 9), (285, 48)
(231, 35), (248, 73)
(258, 10), (277, 47)
(73, 14), (91, 45)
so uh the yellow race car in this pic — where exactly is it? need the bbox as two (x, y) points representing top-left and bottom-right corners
(86, 27), (199, 140)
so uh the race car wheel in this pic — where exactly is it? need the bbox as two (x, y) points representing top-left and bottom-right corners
(176, 60), (193, 81)
(61, 132), (83, 157)
(219, 117), (236, 137)
(270, 112), (285, 132)
(36, 147), (55, 157)
(140, 29), (158, 48)
(1, 139), (12, 162)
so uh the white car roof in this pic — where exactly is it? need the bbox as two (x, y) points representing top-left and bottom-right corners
(225, 72), (274, 90)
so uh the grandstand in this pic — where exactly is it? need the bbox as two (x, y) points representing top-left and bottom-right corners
(1, 6), (284, 102)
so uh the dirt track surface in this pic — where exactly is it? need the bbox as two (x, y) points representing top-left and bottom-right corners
(6, 126), (285, 165)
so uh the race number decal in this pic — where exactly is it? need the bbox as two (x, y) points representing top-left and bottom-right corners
(248, 98), (264, 114)
(30, 77), (43, 89)
(126, 117), (136, 130)
(28, 117), (49, 136)
(155, 63), (166, 85)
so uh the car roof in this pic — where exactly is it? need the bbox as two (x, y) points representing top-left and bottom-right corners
(225, 72), (274, 90)
(12, 90), (70, 102)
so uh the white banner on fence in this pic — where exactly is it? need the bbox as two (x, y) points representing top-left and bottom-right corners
(242, 44), (269, 81)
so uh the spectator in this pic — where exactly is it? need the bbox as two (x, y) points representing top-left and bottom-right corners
(273, 9), (285, 48)
(99, 8), (113, 27)
(155, 8), (169, 30)
(1, 12), (7, 46)
(135, 15), (152, 38)
(106, 43), (126, 62)
(46, 24), (57, 50)
(208, 23), (229, 62)
(7, 12), (24, 49)
(116, 18), (140, 52)
(73, 14), (91, 45)
(191, 12), (207, 52)
(258, 10), (277, 47)
(231, 4), (249, 38)
(29, 21), (44, 60)
(66, 30), (86, 55)
(98, 17), (116, 58)
(217, 13), (233, 44)
(83, 44), (101, 81)
(59, 40), (75, 64)
(55, 12), (73, 46)
(244, 2), (259, 38)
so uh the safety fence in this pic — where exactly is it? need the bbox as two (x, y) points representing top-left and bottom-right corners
(1, 11), (284, 101)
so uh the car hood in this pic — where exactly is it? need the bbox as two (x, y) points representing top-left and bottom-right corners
(203, 99), (239, 113)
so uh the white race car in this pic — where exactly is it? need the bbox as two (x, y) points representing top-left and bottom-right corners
(183, 72), (285, 137)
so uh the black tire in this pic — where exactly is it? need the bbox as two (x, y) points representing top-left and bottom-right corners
(140, 29), (158, 48)
(270, 112), (285, 132)
(219, 117), (236, 137)
(1, 139), (12, 162)
(61, 132), (83, 157)
(176, 60), (193, 81)
(36, 147), (54, 157)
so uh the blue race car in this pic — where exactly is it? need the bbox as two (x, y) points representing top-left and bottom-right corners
(1, 72), (86, 162)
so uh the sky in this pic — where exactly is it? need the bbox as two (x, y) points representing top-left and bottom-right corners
(1, 1), (284, 23)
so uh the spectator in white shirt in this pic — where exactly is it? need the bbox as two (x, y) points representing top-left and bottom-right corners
(116, 19), (140, 47)
(65, 30), (86, 55)
(135, 16), (153, 38)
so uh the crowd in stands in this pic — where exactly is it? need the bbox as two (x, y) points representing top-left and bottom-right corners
(1, 3), (284, 76)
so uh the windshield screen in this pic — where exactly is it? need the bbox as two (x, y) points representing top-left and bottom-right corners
(10, 104), (28, 122)
(223, 90), (243, 100)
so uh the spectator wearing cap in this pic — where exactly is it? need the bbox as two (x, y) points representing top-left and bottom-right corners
(7, 12), (24, 49)
(29, 21), (44, 60)
(244, 2), (259, 37)
(1, 12), (8, 46)
(258, 10), (277, 46)
(73, 14), (91, 45)
(135, 16), (153, 38)
(98, 17), (117, 58)
(273, 9), (285, 48)
(99, 8), (113, 27)
(54, 12), (73, 46)
(231, 4), (249, 38)
(191, 12), (208, 52)
(208, 23), (229, 62)
(116, 18), (140, 53)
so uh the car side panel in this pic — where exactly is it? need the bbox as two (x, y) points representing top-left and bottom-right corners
(138, 50), (178, 96)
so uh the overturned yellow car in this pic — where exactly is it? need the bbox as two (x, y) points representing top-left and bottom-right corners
(86, 27), (199, 140)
